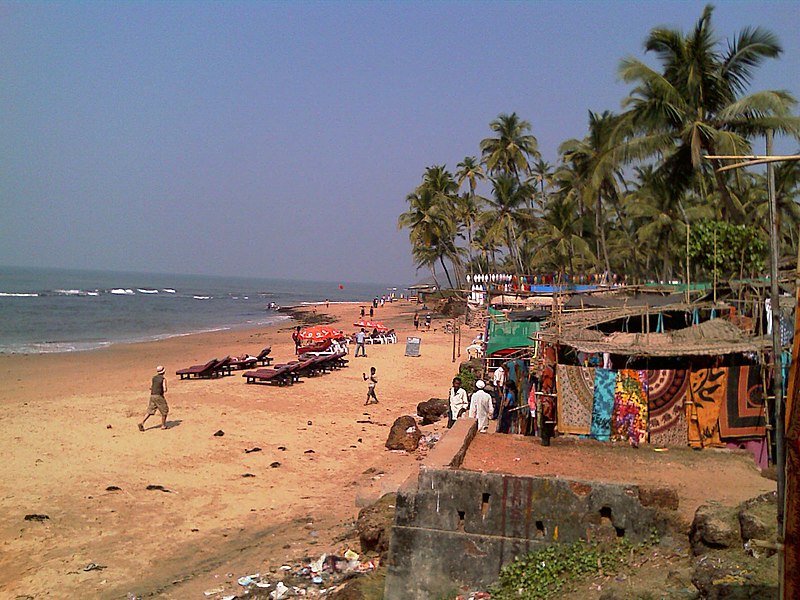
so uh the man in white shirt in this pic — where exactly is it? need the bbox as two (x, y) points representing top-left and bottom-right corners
(448, 376), (468, 428)
(493, 365), (506, 396)
(469, 379), (494, 432)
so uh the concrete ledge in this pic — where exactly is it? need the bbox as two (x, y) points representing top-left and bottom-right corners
(423, 417), (477, 469)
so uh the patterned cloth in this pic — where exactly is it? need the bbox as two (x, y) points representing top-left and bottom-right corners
(719, 364), (767, 438)
(612, 369), (648, 447)
(686, 367), (727, 448)
(647, 369), (690, 447)
(590, 368), (616, 442)
(556, 365), (595, 435)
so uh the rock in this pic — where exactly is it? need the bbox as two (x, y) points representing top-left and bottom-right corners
(385, 415), (422, 451)
(738, 511), (767, 543)
(416, 398), (449, 425)
(356, 492), (396, 557)
(213, 430), (224, 437)
(690, 503), (738, 554)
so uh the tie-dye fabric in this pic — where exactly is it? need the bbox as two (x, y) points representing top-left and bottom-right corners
(612, 369), (649, 447)
(590, 368), (616, 442)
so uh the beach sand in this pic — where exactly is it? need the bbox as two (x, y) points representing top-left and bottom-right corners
(0, 300), (464, 599)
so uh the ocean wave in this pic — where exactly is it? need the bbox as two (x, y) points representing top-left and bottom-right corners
(110, 288), (135, 295)
(55, 289), (83, 295)
(137, 288), (159, 294)
(162, 288), (176, 293)
(0, 340), (112, 354)
(0, 292), (39, 297)
(193, 295), (211, 300)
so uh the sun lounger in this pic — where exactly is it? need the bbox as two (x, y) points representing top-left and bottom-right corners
(255, 346), (273, 366)
(228, 355), (259, 370)
(242, 363), (295, 386)
(213, 356), (233, 377)
(176, 358), (220, 380)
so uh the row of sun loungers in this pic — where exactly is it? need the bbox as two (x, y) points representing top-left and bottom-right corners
(176, 347), (272, 380)
(243, 351), (349, 386)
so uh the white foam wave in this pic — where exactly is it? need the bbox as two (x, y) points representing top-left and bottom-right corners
(87, 291), (99, 296)
(162, 288), (176, 293)
(55, 289), (83, 295)
(0, 292), (39, 297)
(193, 295), (211, 300)
(111, 288), (135, 295)
(137, 289), (159, 294)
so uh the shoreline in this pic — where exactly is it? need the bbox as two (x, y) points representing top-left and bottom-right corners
(0, 298), (467, 598)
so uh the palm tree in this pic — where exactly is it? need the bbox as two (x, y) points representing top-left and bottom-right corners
(480, 112), (541, 180)
(533, 193), (596, 276)
(618, 4), (800, 221)
(529, 158), (553, 211)
(480, 174), (535, 273)
(559, 111), (624, 276)
(398, 166), (460, 288)
(456, 156), (486, 198)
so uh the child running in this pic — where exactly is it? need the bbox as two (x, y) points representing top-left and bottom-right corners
(363, 366), (378, 405)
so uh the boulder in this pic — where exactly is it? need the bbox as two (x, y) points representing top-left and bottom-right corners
(738, 511), (768, 543)
(356, 492), (396, 557)
(690, 502), (739, 554)
(416, 398), (448, 425)
(385, 415), (421, 452)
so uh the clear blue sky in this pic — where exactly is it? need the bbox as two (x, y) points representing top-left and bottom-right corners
(2, 1), (798, 285)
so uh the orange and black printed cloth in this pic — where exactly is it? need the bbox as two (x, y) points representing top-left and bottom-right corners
(719, 365), (767, 438)
(686, 367), (727, 448)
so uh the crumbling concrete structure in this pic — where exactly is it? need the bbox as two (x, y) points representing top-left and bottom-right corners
(384, 419), (678, 599)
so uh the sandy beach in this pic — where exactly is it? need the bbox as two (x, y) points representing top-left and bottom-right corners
(0, 300), (466, 599)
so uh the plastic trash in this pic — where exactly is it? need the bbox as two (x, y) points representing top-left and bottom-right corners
(237, 573), (259, 586)
(344, 549), (359, 561)
(270, 581), (289, 599)
(203, 587), (224, 596)
(310, 553), (326, 573)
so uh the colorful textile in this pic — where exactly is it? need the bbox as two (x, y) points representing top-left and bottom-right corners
(590, 368), (616, 442)
(647, 369), (690, 447)
(726, 439), (769, 470)
(612, 369), (649, 446)
(556, 365), (595, 435)
(719, 365), (767, 438)
(686, 367), (727, 448)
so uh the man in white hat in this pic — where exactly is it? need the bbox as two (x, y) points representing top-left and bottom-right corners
(139, 365), (169, 431)
(468, 379), (494, 432)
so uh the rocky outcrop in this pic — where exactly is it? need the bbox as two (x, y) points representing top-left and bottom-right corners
(357, 493), (396, 557)
(416, 398), (448, 424)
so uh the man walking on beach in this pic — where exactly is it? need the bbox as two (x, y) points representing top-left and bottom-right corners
(355, 328), (367, 357)
(413, 312), (420, 330)
(448, 376), (468, 428)
(292, 326), (302, 353)
(469, 379), (494, 432)
(363, 366), (378, 405)
(139, 365), (168, 431)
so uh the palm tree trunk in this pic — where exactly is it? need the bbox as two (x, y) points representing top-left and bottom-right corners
(439, 255), (455, 289)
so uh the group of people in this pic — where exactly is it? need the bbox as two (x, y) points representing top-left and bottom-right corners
(446, 365), (512, 433)
(412, 311), (432, 331)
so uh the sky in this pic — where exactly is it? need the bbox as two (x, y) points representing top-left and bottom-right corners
(1, 1), (798, 285)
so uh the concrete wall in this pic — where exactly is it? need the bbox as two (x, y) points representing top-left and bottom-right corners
(384, 419), (677, 599)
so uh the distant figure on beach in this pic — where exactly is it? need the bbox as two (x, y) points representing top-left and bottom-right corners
(469, 379), (494, 432)
(369, 306), (374, 319)
(139, 365), (168, 431)
(413, 312), (419, 330)
(363, 366), (378, 405)
(360, 306), (365, 318)
(448, 376), (468, 428)
(373, 297), (378, 309)
(325, 298), (329, 308)
(425, 313), (432, 331)
(292, 326), (302, 352)
(355, 328), (367, 357)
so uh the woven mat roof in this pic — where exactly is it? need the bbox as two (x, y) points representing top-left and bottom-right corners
(554, 318), (763, 357)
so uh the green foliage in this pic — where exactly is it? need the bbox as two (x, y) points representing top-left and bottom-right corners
(458, 364), (477, 394)
(490, 539), (646, 599)
(687, 220), (766, 280)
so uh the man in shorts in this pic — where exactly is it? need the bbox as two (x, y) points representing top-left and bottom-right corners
(363, 366), (378, 405)
(139, 365), (169, 431)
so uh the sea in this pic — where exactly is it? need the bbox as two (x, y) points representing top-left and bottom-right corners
(0, 266), (397, 354)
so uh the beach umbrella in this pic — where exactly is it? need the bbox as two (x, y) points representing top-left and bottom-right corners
(298, 325), (344, 341)
(353, 320), (389, 331)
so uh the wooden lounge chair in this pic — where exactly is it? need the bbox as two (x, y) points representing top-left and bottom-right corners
(228, 355), (259, 370)
(176, 358), (220, 380)
(242, 363), (295, 386)
(213, 356), (233, 377)
(255, 346), (273, 366)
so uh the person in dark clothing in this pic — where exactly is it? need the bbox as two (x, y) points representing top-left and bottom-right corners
(292, 326), (302, 352)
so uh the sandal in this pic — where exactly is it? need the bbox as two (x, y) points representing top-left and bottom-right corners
(138, 423), (144, 432)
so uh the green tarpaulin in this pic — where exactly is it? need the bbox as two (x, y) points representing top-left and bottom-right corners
(486, 307), (541, 355)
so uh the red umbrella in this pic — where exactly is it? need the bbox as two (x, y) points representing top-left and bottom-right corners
(353, 320), (389, 332)
(298, 325), (344, 341)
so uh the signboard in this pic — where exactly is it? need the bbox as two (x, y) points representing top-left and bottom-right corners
(405, 336), (421, 357)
